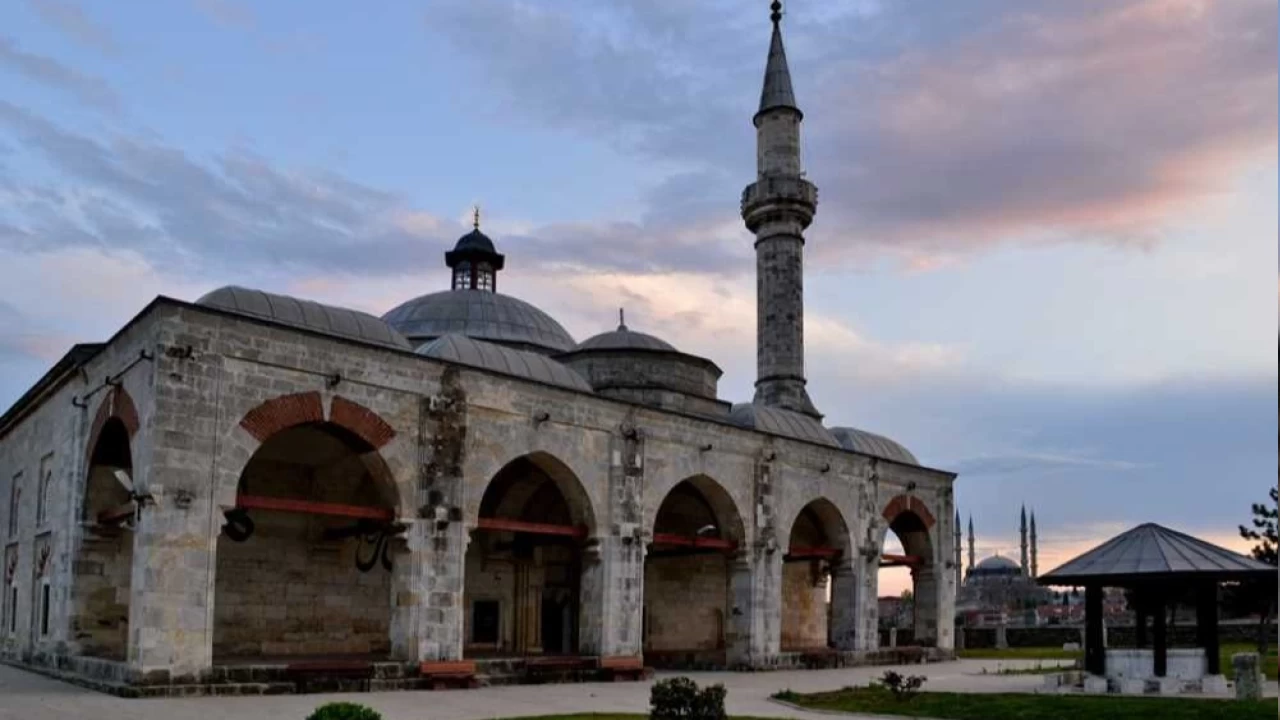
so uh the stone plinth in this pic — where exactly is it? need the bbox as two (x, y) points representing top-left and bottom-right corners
(1083, 675), (1109, 693)
(1232, 652), (1261, 700)
(1117, 678), (1145, 694)
(1200, 674), (1228, 695)
(1105, 648), (1206, 680)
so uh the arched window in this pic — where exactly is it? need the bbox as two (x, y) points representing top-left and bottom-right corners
(475, 262), (494, 291)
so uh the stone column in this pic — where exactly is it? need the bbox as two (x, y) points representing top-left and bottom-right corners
(856, 554), (880, 650)
(828, 559), (857, 650)
(1084, 584), (1105, 675)
(1232, 652), (1262, 700)
(913, 565), (938, 645)
(577, 541), (605, 656)
(1152, 596), (1167, 678)
(391, 519), (465, 662)
(585, 535), (644, 658)
(1195, 582), (1220, 676)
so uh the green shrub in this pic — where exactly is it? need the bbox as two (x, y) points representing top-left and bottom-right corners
(650, 676), (727, 720)
(305, 702), (383, 720)
(771, 688), (800, 702)
(877, 670), (926, 702)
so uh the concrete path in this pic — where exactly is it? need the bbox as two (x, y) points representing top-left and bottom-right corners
(1, 658), (1270, 720)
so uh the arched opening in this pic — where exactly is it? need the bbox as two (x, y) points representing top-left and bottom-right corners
(782, 499), (850, 652)
(464, 453), (593, 658)
(213, 421), (400, 662)
(71, 417), (135, 660)
(878, 508), (937, 647)
(644, 476), (744, 667)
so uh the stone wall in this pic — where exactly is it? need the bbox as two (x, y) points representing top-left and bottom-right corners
(781, 561), (828, 649)
(960, 623), (1273, 649)
(213, 513), (391, 658)
(644, 554), (728, 652)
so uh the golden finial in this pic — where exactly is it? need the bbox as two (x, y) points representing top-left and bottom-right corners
(472, 205), (481, 230)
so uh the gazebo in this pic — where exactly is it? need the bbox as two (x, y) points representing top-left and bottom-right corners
(1037, 522), (1275, 690)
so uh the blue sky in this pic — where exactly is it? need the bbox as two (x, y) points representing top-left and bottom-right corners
(0, 0), (1276, 590)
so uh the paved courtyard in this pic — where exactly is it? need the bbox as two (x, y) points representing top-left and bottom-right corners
(0, 658), (1077, 720)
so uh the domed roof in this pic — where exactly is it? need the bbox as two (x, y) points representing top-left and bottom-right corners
(829, 427), (919, 465)
(197, 286), (412, 351)
(418, 334), (591, 393)
(977, 555), (1020, 571)
(574, 319), (677, 353)
(728, 402), (839, 447)
(452, 228), (496, 255)
(382, 289), (575, 354)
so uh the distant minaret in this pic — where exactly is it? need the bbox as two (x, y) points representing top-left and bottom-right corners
(953, 510), (962, 586)
(1019, 505), (1029, 578)
(1030, 511), (1039, 578)
(967, 515), (975, 575)
(744, 1), (820, 418)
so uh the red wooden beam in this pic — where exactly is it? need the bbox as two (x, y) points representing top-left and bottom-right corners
(786, 545), (841, 560)
(236, 494), (394, 521)
(476, 517), (587, 539)
(97, 502), (136, 526)
(650, 533), (737, 551)
(879, 553), (923, 568)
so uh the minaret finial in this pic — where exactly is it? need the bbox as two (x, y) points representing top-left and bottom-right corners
(618, 307), (627, 331)
(473, 205), (481, 230)
(770, 0), (782, 25)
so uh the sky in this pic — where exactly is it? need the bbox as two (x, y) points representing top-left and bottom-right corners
(0, 0), (1275, 596)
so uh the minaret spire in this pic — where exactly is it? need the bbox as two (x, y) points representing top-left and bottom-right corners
(1030, 510), (1039, 578)
(1020, 505), (1029, 578)
(744, 0), (819, 418)
(967, 515), (975, 575)
(953, 510), (963, 587)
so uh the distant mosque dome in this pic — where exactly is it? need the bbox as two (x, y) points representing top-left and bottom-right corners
(382, 208), (576, 355)
(969, 554), (1023, 579)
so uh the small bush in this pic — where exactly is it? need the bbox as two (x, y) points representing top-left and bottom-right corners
(305, 702), (383, 720)
(878, 670), (926, 702)
(650, 676), (727, 720)
(772, 688), (800, 702)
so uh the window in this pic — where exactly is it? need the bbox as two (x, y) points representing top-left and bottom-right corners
(475, 263), (494, 291)
(452, 261), (472, 290)
(39, 582), (49, 638)
(7, 474), (19, 538)
(472, 599), (500, 644)
(36, 456), (52, 527)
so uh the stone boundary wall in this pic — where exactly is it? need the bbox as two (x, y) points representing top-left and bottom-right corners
(958, 623), (1268, 649)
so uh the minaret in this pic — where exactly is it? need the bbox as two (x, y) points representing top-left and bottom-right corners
(953, 510), (962, 586)
(1019, 505), (1029, 578)
(967, 515), (975, 575)
(743, 1), (820, 418)
(1030, 511), (1039, 578)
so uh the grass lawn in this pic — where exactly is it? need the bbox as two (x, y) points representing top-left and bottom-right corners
(959, 643), (1278, 680)
(780, 687), (1276, 720)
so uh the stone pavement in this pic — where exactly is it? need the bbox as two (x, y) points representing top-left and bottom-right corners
(2, 658), (1269, 720)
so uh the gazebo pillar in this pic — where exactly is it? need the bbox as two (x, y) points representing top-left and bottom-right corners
(1152, 595), (1167, 678)
(1134, 587), (1147, 648)
(1084, 584), (1105, 675)
(1195, 582), (1220, 675)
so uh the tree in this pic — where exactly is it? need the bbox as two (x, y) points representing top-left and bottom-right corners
(1236, 486), (1278, 654)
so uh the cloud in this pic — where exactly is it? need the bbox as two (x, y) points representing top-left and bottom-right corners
(950, 452), (1146, 477)
(26, 0), (118, 56)
(0, 36), (118, 111)
(429, 0), (1278, 266)
(193, 0), (256, 31)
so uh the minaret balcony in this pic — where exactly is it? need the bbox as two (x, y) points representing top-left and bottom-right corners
(741, 176), (817, 230)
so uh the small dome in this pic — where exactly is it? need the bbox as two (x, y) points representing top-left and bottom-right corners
(418, 334), (591, 393)
(382, 289), (575, 355)
(197, 286), (411, 350)
(829, 427), (918, 465)
(575, 322), (677, 353)
(452, 228), (496, 255)
(728, 402), (839, 447)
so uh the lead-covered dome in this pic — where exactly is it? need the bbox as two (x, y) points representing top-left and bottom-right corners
(829, 426), (918, 465)
(382, 289), (575, 355)
(197, 286), (411, 350)
(968, 555), (1023, 580)
(575, 323), (676, 353)
(418, 334), (591, 393)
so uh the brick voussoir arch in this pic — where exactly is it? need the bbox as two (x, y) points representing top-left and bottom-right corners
(238, 391), (396, 450)
(881, 493), (936, 529)
(84, 385), (140, 465)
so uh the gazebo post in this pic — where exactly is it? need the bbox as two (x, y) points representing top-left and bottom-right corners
(1152, 593), (1167, 678)
(1196, 581), (1220, 676)
(1134, 586), (1147, 648)
(1085, 583), (1105, 675)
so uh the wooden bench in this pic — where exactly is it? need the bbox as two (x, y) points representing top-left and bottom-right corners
(419, 660), (478, 690)
(284, 660), (373, 692)
(524, 656), (592, 683)
(598, 655), (648, 681)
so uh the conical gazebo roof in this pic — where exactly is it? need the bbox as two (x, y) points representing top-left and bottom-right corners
(1037, 522), (1275, 586)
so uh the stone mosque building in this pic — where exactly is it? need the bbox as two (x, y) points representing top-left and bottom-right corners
(953, 507), (1052, 626)
(0, 4), (958, 694)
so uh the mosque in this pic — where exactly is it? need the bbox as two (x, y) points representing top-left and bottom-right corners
(0, 3), (959, 695)
(953, 507), (1053, 626)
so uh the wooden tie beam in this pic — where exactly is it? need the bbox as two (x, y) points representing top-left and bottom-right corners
(235, 494), (395, 521)
(650, 533), (738, 551)
(879, 553), (923, 568)
(786, 545), (841, 561)
(476, 517), (588, 539)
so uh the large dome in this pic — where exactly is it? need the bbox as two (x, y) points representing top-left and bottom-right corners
(969, 555), (1023, 580)
(382, 289), (575, 355)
